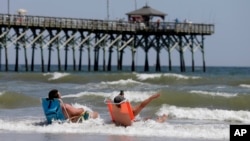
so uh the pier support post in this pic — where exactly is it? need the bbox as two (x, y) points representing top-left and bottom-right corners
(47, 31), (53, 72)
(94, 35), (100, 71)
(0, 28), (3, 70)
(163, 35), (172, 71)
(131, 35), (137, 72)
(64, 30), (69, 71)
(102, 41), (106, 71)
(155, 35), (161, 72)
(94, 46), (100, 71)
(22, 31), (28, 72)
(107, 34), (122, 71)
(116, 42), (120, 71)
(191, 35), (195, 72)
(107, 47), (112, 71)
(78, 44), (83, 71)
(30, 29), (37, 72)
(131, 37), (136, 72)
(144, 35), (149, 72)
(39, 32), (45, 72)
(78, 43), (83, 71)
(168, 47), (172, 71)
(56, 36), (61, 72)
(14, 43), (19, 72)
(14, 28), (20, 72)
(78, 32), (91, 71)
(178, 36), (186, 72)
(0, 41), (1, 71)
(2, 28), (10, 72)
(71, 31), (77, 71)
(87, 42), (91, 71)
(119, 49), (124, 71)
(201, 35), (206, 72)
(93, 33), (108, 71)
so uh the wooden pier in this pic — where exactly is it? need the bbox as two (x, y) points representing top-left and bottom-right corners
(0, 7), (214, 72)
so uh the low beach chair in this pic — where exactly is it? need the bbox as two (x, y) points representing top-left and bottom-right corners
(105, 99), (135, 126)
(41, 98), (66, 124)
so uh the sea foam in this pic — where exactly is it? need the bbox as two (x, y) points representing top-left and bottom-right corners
(43, 72), (70, 80)
(101, 79), (143, 85)
(136, 73), (200, 80)
(157, 104), (250, 123)
(189, 90), (238, 97)
(0, 117), (228, 140)
(240, 84), (250, 88)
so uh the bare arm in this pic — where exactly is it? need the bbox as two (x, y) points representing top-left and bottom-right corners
(62, 103), (84, 119)
(132, 93), (160, 116)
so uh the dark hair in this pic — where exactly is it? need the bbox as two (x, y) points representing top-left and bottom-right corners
(114, 95), (125, 104)
(114, 95), (125, 108)
(48, 89), (59, 99)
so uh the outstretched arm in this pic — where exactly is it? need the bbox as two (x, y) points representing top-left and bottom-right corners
(132, 93), (160, 116)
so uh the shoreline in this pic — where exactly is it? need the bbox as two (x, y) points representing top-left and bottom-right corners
(0, 132), (226, 141)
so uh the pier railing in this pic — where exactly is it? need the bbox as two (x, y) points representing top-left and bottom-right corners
(0, 13), (214, 35)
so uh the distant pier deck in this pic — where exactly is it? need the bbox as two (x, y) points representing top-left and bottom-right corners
(0, 13), (214, 72)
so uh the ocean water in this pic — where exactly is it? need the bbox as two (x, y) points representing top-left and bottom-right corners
(0, 66), (250, 141)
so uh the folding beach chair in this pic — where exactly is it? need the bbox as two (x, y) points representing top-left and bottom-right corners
(105, 99), (135, 126)
(41, 98), (66, 124)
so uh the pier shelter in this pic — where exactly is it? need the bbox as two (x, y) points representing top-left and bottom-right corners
(127, 4), (166, 26)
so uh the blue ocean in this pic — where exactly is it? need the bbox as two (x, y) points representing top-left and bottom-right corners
(0, 65), (249, 141)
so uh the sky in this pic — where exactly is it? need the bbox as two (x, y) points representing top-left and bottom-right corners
(0, 0), (249, 67)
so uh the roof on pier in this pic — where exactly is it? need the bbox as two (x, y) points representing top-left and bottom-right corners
(126, 4), (166, 19)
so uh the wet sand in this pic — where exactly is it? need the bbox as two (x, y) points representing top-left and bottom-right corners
(0, 132), (227, 141)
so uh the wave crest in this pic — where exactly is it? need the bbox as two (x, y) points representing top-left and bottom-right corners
(136, 73), (200, 81)
(189, 90), (238, 97)
(43, 72), (70, 80)
(157, 104), (250, 123)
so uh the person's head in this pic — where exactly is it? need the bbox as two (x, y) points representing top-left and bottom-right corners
(114, 94), (126, 108)
(114, 95), (125, 104)
(48, 89), (61, 99)
(113, 90), (126, 108)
